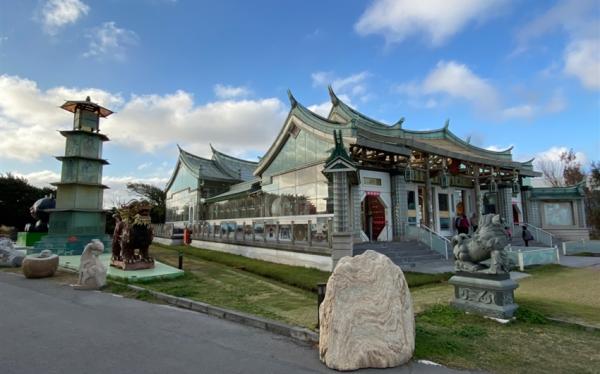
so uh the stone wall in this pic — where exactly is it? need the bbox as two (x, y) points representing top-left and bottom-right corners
(390, 175), (408, 240)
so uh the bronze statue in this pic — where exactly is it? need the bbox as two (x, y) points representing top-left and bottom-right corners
(111, 200), (154, 270)
(451, 214), (510, 274)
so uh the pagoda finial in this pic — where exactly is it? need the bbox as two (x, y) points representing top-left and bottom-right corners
(85, 96), (91, 102)
(287, 89), (298, 108)
(328, 85), (339, 105)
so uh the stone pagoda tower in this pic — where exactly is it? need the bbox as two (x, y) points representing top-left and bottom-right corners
(33, 97), (112, 255)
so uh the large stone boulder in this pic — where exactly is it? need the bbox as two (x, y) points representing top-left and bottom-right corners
(0, 237), (25, 267)
(319, 250), (415, 371)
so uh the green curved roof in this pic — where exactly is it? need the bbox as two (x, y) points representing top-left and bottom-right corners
(256, 88), (540, 177)
(165, 145), (258, 192)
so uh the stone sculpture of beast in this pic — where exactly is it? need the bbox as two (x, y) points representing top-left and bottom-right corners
(72, 239), (107, 290)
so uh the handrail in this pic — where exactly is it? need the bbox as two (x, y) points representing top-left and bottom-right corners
(514, 222), (554, 247)
(417, 223), (451, 260)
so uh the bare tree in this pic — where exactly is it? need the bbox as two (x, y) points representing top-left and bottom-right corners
(539, 148), (585, 187)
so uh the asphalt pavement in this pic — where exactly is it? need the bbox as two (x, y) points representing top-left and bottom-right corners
(0, 271), (476, 374)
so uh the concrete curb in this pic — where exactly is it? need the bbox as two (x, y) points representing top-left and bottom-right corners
(125, 284), (319, 345)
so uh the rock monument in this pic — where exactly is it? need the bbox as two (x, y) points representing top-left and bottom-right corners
(0, 237), (25, 267)
(319, 250), (414, 371)
(22, 250), (59, 278)
(72, 239), (107, 290)
(449, 214), (519, 318)
(111, 200), (155, 270)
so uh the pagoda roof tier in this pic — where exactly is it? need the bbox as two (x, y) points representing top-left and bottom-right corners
(61, 98), (114, 118)
(50, 182), (110, 189)
(59, 130), (109, 141)
(255, 88), (540, 177)
(55, 156), (110, 165)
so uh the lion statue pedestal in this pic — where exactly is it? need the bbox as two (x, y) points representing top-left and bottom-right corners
(448, 214), (519, 319)
(110, 200), (155, 271)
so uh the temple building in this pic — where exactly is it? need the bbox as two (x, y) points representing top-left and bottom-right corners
(163, 87), (588, 268)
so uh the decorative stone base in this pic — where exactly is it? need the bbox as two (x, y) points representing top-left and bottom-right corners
(22, 254), (59, 279)
(110, 259), (155, 271)
(449, 273), (519, 319)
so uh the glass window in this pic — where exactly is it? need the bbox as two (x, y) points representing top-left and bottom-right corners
(407, 191), (416, 210)
(438, 193), (449, 212)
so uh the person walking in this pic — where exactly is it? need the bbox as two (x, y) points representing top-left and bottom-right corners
(456, 213), (470, 235)
(522, 225), (534, 247)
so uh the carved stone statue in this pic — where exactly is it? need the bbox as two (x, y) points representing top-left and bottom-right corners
(452, 214), (510, 274)
(448, 214), (519, 319)
(110, 200), (154, 270)
(0, 237), (25, 267)
(73, 239), (107, 290)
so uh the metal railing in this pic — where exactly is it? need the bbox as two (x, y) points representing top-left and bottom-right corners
(409, 223), (451, 260)
(514, 223), (554, 247)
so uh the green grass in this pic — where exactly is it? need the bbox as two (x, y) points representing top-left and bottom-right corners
(517, 264), (600, 327)
(154, 243), (450, 292)
(415, 304), (600, 374)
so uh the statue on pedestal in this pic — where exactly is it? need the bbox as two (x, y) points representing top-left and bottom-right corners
(449, 214), (519, 319)
(26, 196), (55, 233)
(111, 200), (154, 270)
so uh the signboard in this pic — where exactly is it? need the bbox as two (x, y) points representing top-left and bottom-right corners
(365, 191), (380, 196)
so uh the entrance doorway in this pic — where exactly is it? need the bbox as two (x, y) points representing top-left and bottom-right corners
(362, 195), (386, 241)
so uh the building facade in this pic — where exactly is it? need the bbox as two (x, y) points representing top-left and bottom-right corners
(164, 88), (589, 249)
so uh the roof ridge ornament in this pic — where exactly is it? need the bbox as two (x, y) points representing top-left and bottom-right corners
(444, 119), (450, 131)
(392, 117), (405, 129)
(465, 136), (471, 144)
(328, 85), (339, 105)
(287, 89), (298, 108)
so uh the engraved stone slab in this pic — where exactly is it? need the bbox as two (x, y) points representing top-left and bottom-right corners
(449, 275), (519, 319)
(319, 250), (414, 371)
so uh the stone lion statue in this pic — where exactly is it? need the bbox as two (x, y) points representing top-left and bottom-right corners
(452, 214), (509, 274)
(73, 239), (107, 290)
(111, 200), (154, 269)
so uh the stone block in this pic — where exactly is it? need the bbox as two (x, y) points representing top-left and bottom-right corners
(449, 274), (519, 319)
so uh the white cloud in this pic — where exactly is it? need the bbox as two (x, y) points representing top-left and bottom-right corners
(393, 61), (567, 119)
(41, 0), (89, 35)
(13, 170), (60, 189)
(485, 144), (512, 152)
(0, 74), (286, 164)
(516, 0), (599, 90)
(311, 71), (371, 105)
(564, 39), (600, 90)
(393, 61), (499, 113)
(307, 101), (332, 117)
(84, 22), (138, 61)
(355, 0), (506, 47)
(213, 84), (251, 99)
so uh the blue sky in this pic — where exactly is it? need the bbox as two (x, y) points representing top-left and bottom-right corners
(0, 0), (599, 204)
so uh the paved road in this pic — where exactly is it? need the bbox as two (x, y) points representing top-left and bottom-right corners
(0, 272), (473, 374)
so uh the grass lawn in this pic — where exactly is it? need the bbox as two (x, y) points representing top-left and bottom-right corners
(415, 304), (600, 374)
(155, 243), (451, 291)
(516, 264), (600, 327)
